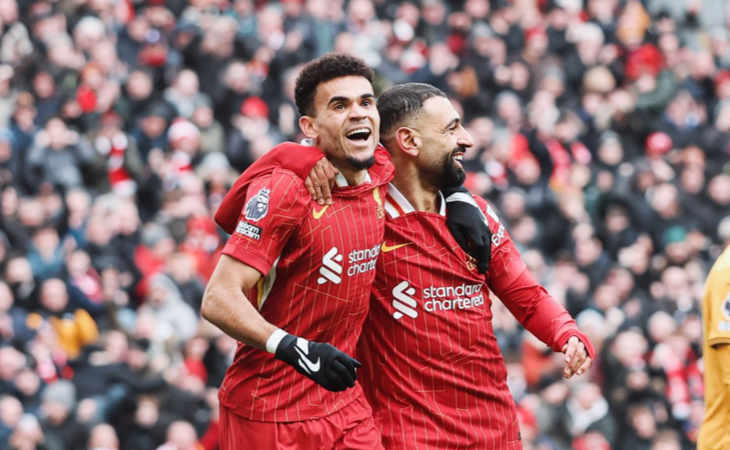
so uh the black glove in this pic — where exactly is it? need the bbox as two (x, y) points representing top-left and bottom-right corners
(275, 334), (361, 392)
(442, 185), (492, 274)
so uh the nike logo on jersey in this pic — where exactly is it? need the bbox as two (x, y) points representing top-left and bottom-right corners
(312, 204), (329, 219)
(293, 338), (321, 373)
(381, 242), (411, 253)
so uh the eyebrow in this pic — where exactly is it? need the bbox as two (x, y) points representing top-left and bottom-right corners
(327, 93), (374, 107)
(444, 118), (460, 130)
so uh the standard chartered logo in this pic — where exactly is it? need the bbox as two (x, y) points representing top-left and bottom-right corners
(391, 281), (486, 319)
(317, 244), (380, 285)
(317, 247), (344, 285)
(392, 281), (418, 319)
(424, 283), (486, 312)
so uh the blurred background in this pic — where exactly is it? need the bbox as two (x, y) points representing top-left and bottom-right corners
(0, 0), (728, 449)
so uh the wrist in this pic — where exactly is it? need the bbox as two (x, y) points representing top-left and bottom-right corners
(265, 329), (289, 354)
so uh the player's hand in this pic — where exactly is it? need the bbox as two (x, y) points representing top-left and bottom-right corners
(442, 185), (492, 274)
(304, 158), (338, 205)
(275, 334), (361, 392)
(561, 336), (592, 378)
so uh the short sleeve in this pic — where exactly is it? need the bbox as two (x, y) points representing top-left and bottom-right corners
(222, 169), (310, 276)
(705, 275), (730, 347)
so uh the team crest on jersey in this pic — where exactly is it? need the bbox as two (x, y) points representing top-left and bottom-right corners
(244, 188), (271, 222)
(466, 256), (477, 271)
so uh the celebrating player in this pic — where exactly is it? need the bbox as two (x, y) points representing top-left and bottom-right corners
(202, 54), (390, 450)
(358, 83), (593, 449)
(237, 82), (595, 449)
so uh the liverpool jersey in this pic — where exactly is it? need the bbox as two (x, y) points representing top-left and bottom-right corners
(215, 142), (394, 422)
(359, 183), (593, 450)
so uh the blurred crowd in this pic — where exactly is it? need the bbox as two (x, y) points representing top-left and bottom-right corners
(0, 0), (728, 448)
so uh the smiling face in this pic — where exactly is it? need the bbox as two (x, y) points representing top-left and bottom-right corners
(299, 75), (379, 175)
(412, 96), (473, 190)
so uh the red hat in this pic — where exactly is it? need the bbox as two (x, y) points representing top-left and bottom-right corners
(241, 96), (269, 119)
(645, 131), (672, 157)
(626, 44), (663, 80)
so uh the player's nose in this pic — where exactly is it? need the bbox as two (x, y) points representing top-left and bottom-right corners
(349, 102), (368, 120)
(458, 129), (474, 148)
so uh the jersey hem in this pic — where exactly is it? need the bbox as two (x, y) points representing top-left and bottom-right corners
(219, 389), (364, 423)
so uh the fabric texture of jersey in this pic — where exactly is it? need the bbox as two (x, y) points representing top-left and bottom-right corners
(698, 245), (730, 450)
(215, 142), (394, 422)
(359, 183), (593, 450)
(218, 395), (384, 450)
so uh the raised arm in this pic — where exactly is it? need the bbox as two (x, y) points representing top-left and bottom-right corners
(477, 197), (595, 378)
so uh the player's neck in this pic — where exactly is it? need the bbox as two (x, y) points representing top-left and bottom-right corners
(391, 170), (440, 214)
(333, 165), (368, 186)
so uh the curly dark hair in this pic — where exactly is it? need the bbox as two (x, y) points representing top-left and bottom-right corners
(294, 53), (375, 117)
(377, 83), (446, 138)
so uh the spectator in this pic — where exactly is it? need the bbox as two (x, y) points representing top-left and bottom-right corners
(30, 278), (98, 359)
(87, 112), (144, 196)
(86, 423), (120, 450)
(137, 273), (198, 344)
(25, 118), (97, 193)
(0, 280), (34, 347)
(156, 420), (203, 450)
(39, 380), (85, 450)
(0, 395), (23, 447)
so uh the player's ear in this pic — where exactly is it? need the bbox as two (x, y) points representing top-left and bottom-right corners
(300, 116), (318, 139)
(395, 126), (420, 157)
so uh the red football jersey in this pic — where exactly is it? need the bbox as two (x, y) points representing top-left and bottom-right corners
(215, 143), (394, 423)
(358, 184), (592, 450)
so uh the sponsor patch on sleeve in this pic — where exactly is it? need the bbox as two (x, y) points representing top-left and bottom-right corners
(236, 220), (262, 240)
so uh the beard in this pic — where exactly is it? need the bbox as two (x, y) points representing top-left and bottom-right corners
(346, 155), (376, 171)
(433, 147), (467, 189)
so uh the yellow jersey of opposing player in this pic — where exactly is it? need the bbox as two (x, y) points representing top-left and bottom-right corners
(698, 245), (730, 450)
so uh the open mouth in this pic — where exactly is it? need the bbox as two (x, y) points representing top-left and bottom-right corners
(452, 149), (465, 164)
(346, 128), (372, 142)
